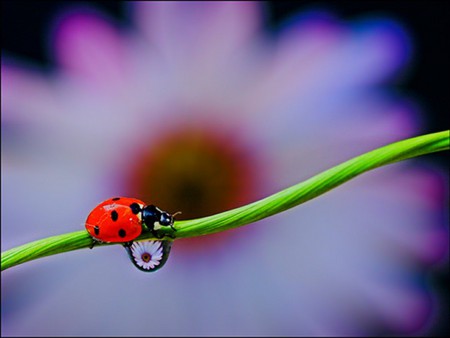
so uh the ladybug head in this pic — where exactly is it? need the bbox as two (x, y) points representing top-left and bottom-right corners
(159, 211), (173, 226)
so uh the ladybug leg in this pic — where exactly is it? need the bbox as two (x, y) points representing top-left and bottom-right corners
(145, 223), (163, 239)
(89, 238), (102, 249)
(122, 241), (134, 248)
(163, 232), (176, 240)
(166, 223), (177, 238)
(165, 228), (177, 239)
(151, 229), (165, 239)
(151, 228), (176, 240)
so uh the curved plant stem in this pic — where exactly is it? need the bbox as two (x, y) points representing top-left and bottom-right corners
(2, 130), (449, 271)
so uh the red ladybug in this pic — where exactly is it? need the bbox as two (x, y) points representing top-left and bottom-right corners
(85, 197), (177, 248)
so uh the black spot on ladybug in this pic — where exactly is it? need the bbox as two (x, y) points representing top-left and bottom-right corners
(94, 226), (100, 236)
(118, 229), (126, 238)
(112, 197), (121, 201)
(130, 203), (141, 214)
(111, 210), (119, 221)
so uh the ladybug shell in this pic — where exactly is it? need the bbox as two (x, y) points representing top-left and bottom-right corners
(85, 197), (145, 243)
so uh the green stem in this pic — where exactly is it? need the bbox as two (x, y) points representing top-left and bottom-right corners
(2, 130), (449, 271)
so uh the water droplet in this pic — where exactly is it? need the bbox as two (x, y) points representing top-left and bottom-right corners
(124, 240), (173, 272)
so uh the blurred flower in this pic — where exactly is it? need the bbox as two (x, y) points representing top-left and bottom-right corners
(1, 1), (447, 336)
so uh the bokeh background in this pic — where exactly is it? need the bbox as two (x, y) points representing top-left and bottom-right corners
(2, 1), (449, 336)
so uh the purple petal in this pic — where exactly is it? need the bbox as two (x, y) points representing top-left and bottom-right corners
(52, 9), (130, 88)
(241, 13), (411, 121)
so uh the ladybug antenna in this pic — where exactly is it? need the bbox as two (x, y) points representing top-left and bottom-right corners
(172, 211), (182, 218)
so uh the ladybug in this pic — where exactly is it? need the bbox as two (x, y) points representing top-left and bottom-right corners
(85, 197), (177, 248)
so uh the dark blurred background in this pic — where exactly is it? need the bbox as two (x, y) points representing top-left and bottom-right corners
(2, 1), (449, 336)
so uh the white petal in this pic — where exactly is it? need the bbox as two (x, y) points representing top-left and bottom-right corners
(152, 254), (163, 262)
(153, 246), (163, 257)
(134, 2), (260, 66)
(147, 241), (159, 250)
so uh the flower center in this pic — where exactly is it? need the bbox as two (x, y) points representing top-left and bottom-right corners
(141, 252), (152, 263)
(124, 124), (263, 254)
